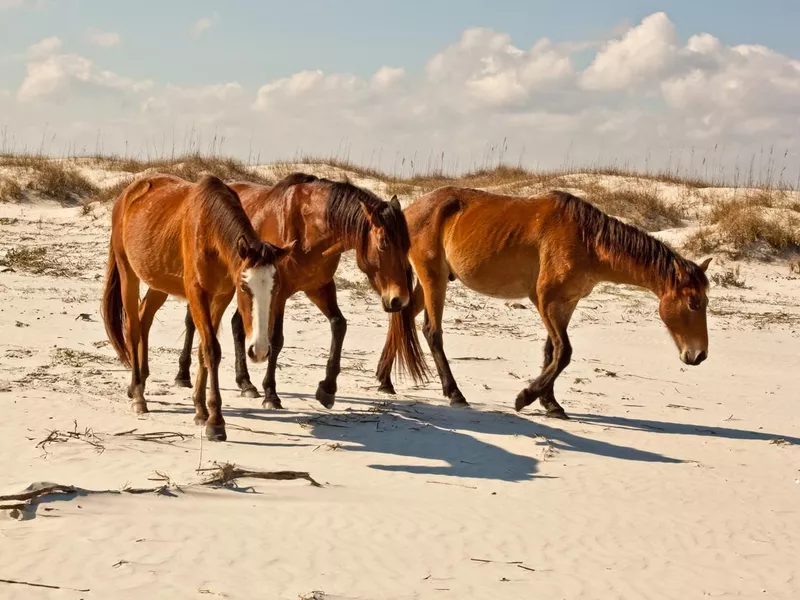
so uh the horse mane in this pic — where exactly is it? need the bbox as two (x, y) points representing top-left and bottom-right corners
(269, 172), (411, 255)
(548, 190), (708, 290)
(195, 174), (263, 262)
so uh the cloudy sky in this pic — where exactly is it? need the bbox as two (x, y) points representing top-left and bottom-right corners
(1, 0), (799, 182)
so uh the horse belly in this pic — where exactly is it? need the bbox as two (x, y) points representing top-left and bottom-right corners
(447, 249), (538, 300)
(122, 223), (186, 298)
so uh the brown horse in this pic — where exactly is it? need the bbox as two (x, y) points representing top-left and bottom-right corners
(376, 187), (712, 418)
(175, 172), (427, 410)
(101, 174), (293, 441)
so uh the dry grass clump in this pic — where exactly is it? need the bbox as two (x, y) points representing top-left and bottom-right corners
(100, 153), (273, 185)
(0, 177), (24, 201)
(0, 245), (80, 277)
(685, 197), (800, 256)
(710, 266), (748, 288)
(0, 154), (98, 202)
(385, 166), (566, 198)
(682, 227), (718, 256)
(581, 183), (685, 231)
(86, 178), (135, 206)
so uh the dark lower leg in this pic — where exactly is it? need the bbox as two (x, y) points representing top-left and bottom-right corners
(315, 311), (346, 409)
(175, 306), (195, 387)
(422, 312), (467, 407)
(515, 328), (573, 417)
(538, 336), (567, 417)
(231, 310), (258, 397)
(306, 283), (345, 409)
(261, 311), (284, 409)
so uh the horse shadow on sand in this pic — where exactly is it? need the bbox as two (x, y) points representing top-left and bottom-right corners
(151, 382), (694, 484)
(148, 382), (800, 485)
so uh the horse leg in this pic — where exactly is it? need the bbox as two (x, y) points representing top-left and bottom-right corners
(192, 345), (209, 425)
(515, 294), (577, 419)
(538, 336), (566, 416)
(231, 309), (259, 398)
(418, 266), (467, 407)
(118, 262), (147, 413)
(260, 301), (285, 410)
(138, 288), (168, 393)
(377, 281), (424, 395)
(306, 281), (345, 410)
(187, 287), (229, 440)
(174, 306), (195, 388)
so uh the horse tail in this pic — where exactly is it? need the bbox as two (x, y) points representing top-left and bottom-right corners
(378, 272), (430, 385)
(376, 193), (461, 386)
(101, 241), (130, 367)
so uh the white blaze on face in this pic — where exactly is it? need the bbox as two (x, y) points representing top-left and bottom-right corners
(242, 264), (275, 363)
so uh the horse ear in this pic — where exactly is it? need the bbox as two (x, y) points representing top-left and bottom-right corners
(322, 241), (346, 258)
(359, 199), (380, 224)
(237, 235), (250, 260)
(389, 195), (401, 212)
(698, 257), (712, 272)
(269, 239), (297, 262)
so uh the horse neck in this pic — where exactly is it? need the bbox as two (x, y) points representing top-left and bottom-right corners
(595, 250), (672, 297)
(323, 203), (369, 256)
(206, 209), (255, 275)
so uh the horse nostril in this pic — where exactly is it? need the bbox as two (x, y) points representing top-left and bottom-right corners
(389, 297), (403, 312)
(695, 351), (707, 365)
(247, 345), (255, 360)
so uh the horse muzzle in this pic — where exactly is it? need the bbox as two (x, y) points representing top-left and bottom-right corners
(680, 349), (707, 366)
(247, 343), (270, 363)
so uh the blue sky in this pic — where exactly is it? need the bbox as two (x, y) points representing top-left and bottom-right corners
(1, 1), (799, 181)
(3, 0), (799, 87)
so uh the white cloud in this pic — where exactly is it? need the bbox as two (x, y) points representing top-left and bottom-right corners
(86, 29), (122, 48)
(581, 12), (678, 91)
(18, 37), (152, 102)
(192, 16), (215, 38)
(4, 14), (800, 183)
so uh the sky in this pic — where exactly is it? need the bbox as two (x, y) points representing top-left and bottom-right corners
(1, 0), (799, 182)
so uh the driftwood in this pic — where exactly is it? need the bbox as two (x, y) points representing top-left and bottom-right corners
(199, 462), (322, 488)
(0, 578), (90, 592)
(1, 463), (322, 514)
(113, 429), (194, 444)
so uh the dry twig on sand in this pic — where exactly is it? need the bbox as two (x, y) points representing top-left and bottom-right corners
(113, 429), (194, 444)
(0, 578), (90, 592)
(198, 462), (322, 488)
(2, 463), (322, 516)
(36, 421), (105, 454)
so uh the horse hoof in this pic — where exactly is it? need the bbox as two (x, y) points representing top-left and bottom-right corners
(546, 407), (570, 420)
(449, 393), (470, 408)
(131, 401), (149, 414)
(174, 377), (192, 389)
(315, 385), (336, 409)
(515, 390), (536, 412)
(240, 385), (260, 399)
(262, 397), (284, 410)
(378, 382), (396, 395)
(205, 424), (227, 442)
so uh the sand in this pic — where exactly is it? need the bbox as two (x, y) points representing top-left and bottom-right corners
(1, 168), (799, 600)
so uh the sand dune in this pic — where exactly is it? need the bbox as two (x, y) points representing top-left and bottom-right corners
(1, 163), (799, 599)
